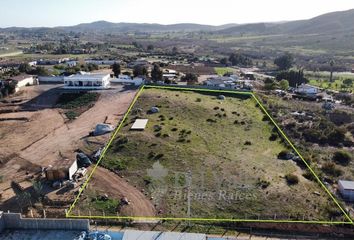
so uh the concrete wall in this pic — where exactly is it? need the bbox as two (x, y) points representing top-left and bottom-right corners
(0, 212), (89, 233)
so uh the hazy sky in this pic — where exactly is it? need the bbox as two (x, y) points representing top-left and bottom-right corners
(1, 0), (354, 27)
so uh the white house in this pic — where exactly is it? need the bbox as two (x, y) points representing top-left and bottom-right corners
(8, 74), (37, 92)
(338, 180), (354, 201)
(296, 84), (320, 95)
(110, 74), (144, 86)
(63, 72), (110, 89)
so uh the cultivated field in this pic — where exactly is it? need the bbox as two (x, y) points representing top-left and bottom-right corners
(74, 87), (345, 222)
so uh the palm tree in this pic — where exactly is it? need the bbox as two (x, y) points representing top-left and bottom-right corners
(329, 60), (335, 83)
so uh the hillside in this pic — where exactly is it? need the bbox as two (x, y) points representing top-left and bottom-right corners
(1, 9), (353, 36)
(219, 9), (354, 35)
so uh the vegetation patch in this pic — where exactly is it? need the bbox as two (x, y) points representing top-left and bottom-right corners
(56, 92), (99, 120)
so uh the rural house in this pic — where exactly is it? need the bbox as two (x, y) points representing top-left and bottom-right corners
(7, 74), (37, 92)
(63, 72), (110, 89)
(338, 180), (354, 201)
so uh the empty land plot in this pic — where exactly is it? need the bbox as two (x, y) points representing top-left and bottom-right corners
(73, 87), (347, 222)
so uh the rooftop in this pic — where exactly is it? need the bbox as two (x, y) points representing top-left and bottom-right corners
(131, 119), (148, 130)
(339, 180), (354, 190)
(8, 74), (33, 81)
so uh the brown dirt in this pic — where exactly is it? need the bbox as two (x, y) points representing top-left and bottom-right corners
(0, 84), (138, 214)
(88, 167), (156, 217)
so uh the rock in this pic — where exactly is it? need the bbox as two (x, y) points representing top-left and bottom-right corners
(150, 107), (160, 114)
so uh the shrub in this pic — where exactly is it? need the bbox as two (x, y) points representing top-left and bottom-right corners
(332, 151), (352, 166)
(285, 174), (299, 185)
(322, 162), (343, 177)
(269, 133), (278, 141)
(278, 150), (290, 160)
(155, 153), (164, 159)
(244, 141), (252, 145)
(196, 98), (202, 102)
(143, 176), (152, 185)
(257, 179), (270, 189)
(262, 115), (269, 121)
(302, 170), (315, 181)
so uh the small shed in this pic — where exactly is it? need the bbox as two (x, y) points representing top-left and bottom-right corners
(131, 119), (148, 130)
(45, 158), (78, 181)
(338, 180), (354, 201)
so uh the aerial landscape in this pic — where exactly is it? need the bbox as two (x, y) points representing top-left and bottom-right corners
(0, 0), (354, 239)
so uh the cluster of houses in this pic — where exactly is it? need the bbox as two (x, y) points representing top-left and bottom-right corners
(203, 75), (253, 90)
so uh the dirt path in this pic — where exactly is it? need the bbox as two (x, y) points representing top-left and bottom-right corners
(19, 88), (137, 166)
(90, 167), (156, 217)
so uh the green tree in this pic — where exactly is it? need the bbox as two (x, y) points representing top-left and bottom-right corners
(133, 65), (148, 77)
(329, 60), (335, 82)
(279, 79), (289, 90)
(181, 73), (198, 85)
(147, 44), (154, 51)
(333, 151), (352, 166)
(228, 53), (252, 66)
(274, 53), (294, 70)
(264, 78), (277, 90)
(276, 70), (307, 87)
(18, 63), (31, 73)
(150, 64), (163, 82)
(343, 78), (353, 87)
(111, 63), (121, 77)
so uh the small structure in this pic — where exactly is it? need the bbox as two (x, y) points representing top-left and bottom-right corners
(45, 158), (78, 181)
(7, 74), (37, 92)
(338, 180), (354, 201)
(63, 72), (110, 89)
(131, 119), (148, 130)
(93, 123), (114, 136)
(296, 84), (319, 95)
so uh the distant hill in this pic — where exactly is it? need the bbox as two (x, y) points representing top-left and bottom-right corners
(219, 9), (354, 35)
(1, 9), (354, 35)
(56, 21), (234, 33)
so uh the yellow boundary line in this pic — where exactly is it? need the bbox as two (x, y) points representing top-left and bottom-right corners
(66, 85), (353, 225)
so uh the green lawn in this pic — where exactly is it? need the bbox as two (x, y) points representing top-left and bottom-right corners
(76, 88), (345, 221)
(214, 67), (235, 76)
(306, 71), (354, 92)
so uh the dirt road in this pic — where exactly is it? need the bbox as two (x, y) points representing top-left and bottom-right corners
(18, 87), (137, 167)
(90, 167), (156, 217)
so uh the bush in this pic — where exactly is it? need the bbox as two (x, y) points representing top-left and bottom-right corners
(269, 133), (278, 141)
(285, 174), (299, 185)
(196, 98), (202, 102)
(257, 179), (270, 189)
(322, 162), (343, 177)
(332, 151), (352, 166)
(302, 170), (315, 181)
(278, 150), (290, 160)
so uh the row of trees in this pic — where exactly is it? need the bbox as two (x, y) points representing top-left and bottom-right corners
(220, 53), (253, 67)
(111, 63), (198, 84)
